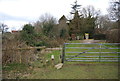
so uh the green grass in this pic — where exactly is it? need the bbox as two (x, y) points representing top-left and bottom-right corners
(2, 63), (30, 79)
(24, 47), (118, 79)
(4, 40), (119, 79)
(21, 40), (119, 79)
(26, 60), (118, 79)
(3, 63), (28, 72)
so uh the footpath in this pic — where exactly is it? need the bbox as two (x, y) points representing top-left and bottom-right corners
(82, 39), (106, 43)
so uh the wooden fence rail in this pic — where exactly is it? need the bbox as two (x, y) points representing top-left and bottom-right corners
(2, 46), (46, 51)
(2, 46), (45, 65)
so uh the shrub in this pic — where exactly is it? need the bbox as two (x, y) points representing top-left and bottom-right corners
(2, 33), (35, 65)
(93, 34), (106, 40)
(106, 29), (120, 43)
(20, 24), (36, 46)
(34, 41), (47, 47)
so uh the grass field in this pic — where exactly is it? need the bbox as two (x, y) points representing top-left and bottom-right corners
(26, 62), (118, 79)
(22, 40), (119, 79)
(3, 40), (119, 79)
(23, 51), (118, 79)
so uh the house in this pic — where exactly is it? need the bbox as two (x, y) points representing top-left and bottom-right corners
(58, 11), (82, 40)
(11, 30), (21, 34)
(57, 15), (69, 39)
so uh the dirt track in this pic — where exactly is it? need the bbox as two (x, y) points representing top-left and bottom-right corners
(82, 39), (106, 43)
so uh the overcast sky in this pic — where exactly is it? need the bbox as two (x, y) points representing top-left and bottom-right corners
(0, 0), (110, 31)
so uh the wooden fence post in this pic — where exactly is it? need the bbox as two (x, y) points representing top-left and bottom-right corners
(99, 43), (102, 62)
(51, 55), (54, 66)
(20, 53), (22, 64)
(61, 44), (65, 63)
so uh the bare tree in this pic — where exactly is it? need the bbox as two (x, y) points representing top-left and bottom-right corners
(108, 0), (120, 21)
(0, 23), (8, 34)
(39, 13), (57, 24)
(34, 13), (57, 38)
(96, 15), (118, 35)
(81, 5), (100, 18)
(79, 5), (100, 38)
(97, 15), (111, 29)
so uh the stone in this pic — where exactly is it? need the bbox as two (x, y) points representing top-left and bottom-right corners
(55, 63), (63, 69)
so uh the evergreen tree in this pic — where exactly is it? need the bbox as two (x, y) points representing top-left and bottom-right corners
(21, 24), (35, 46)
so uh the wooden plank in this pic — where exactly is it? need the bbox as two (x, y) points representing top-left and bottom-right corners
(45, 48), (62, 51)
(2, 46), (46, 51)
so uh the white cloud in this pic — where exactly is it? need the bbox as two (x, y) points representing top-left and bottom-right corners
(0, 0), (73, 18)
(0, 0), (110, 31)
(4, 20), (28, 32)
(78, 0), (109, 14)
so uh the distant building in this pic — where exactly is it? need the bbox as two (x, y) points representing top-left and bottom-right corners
(57, 15), (69, 39)
(57, 11), (82, 39)
(11, 30), (21, 34)
(12, 30), (19, 33)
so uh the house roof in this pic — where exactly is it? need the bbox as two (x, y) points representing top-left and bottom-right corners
(59, 15), (67, 21)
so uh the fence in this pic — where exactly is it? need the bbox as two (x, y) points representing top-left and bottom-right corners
(2, 46), (45, 65)
(61, 43), (120, 63)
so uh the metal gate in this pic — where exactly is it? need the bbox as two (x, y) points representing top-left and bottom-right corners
(61, 43), (120, 63)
